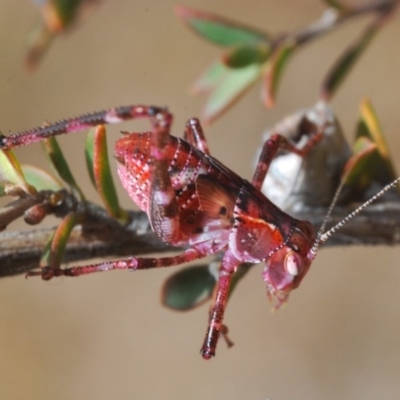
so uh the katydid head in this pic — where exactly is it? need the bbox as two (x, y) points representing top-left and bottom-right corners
(263, 220), (315, 308)
(264, 176), (400, 309)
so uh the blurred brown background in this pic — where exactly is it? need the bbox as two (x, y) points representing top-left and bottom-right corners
(0, 1), (400, 399)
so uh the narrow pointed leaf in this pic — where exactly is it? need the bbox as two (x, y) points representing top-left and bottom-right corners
(340, 136), (377, 188)
(85, 135), (96, 188)
(38, 0), (97, 33)
(355, 98), (397, 187)
(26, 0), (100, 71)
(321, 20), (380, 101)
(40, 212), (79, 269)
(22, 165), (64, 191)
(176, 5), (269, 47)
(223, 43), (270, 68)
(204, 64), (261, 123)
(341, 99), (398, 193)
(0, 150), (36, 196)
(25, 26), (54, 72)
(262, 40), (296, 108)
(357, 99), (392, 161)
(161, 265), (216, 311)
(49, 0), (89, 30)
(85, 125), (127, 220)
(191, 61), (229, 94)
(42, 137), (85, 200)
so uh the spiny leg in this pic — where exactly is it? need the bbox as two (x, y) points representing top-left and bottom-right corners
(251, 128), (324, 190)
(1, 104), (185, 273)
(28, 248), (205, 279)
(184, 118), (210, 155)
(184, 118), (236, 353)
(184, 117), (236, 357)
(0, 105), (173, 150)
(200, 249), (239, 359)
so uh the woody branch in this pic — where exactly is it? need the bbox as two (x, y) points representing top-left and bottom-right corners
(1, 196), (399, 278)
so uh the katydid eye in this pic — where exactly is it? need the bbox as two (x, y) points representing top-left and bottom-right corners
(285, 251), (301, 276)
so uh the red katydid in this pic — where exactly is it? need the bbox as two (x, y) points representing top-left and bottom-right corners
(0, 105), (398, 359)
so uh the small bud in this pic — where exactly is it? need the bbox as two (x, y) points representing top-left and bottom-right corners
(24, 204), (48, 225)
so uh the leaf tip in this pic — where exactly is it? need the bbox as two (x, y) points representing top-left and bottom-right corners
(174, 4), (187, 18)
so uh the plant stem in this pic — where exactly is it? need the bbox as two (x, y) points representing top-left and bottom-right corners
(276, 0), (399, 48)
(1, 197), (399, 278)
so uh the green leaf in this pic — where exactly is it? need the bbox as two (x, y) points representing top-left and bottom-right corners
(354, 98), (397, 187)
(223, 43), (270, 68)
(26, 0), (99, 71)
(161, 265), (216, 311)
(204, 64), (261, 123)
(22, 164), (64, 192)
(340, 137), (377, 188)
(176, 5), (269, 47)
(85, 132), (96, 187)
(0, 150), (36, 196)
(161, 261), (251, 311)
(85, 125), (128, 221)
(341, 99), (398, 193)
(191, 61), (229, 94)
(320, 20), (380, 101)
(40, 212), (79, 269)
(51, 0), (88, 27)
(42, 137), (85, 200)
(37, 0), (95, 32)
(261, 40), (296, 108)
(357, 99), (391, 159)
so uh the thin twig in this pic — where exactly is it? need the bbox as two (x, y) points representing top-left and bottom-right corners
(274, 0), (399, 48)
(0, 202), (173, 278)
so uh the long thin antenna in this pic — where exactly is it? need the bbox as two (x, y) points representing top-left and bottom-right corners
(314, 180), (346, 246)
(308, 176), (400, 260)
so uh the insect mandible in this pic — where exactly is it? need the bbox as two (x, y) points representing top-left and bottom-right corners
(1, 105), (398, 359)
